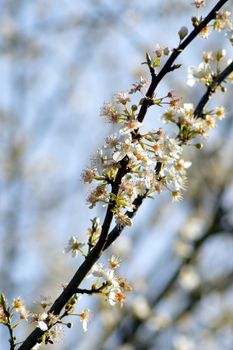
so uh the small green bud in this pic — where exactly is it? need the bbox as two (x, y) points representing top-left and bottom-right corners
(195, 143), (203, 149)
(131, 104), (138, 111)
(153, 56), (161, 68)
(191, 16), (199, 27)
(41, 334), (46, 344)
(220, 86), (227, 93)
(216, 49), (226, 61)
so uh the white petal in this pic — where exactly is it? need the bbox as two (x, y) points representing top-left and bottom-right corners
(82, 320), (88, 332)
(113, 151), (124, 162)
(32, 344), (41, 350)
(38, 321), (48, 331)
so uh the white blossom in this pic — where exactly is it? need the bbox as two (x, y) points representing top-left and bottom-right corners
(129, 76), (147, 94)
(63, 237), (85, 257)
(187, 62), (211, 87)
(115, 92), (130, 105)
(119, 120), (142, 134)
(30, 312), (48, 331)
(113, 135), (134, 162)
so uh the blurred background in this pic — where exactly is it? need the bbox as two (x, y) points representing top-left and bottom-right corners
(0, 0), (233, 349)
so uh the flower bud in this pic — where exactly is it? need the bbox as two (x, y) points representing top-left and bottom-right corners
(216, 49), (226, 61)
(195, 143), (203, 150)
(194, 0), (205, 8)
(163, 47), (170, 56)
(178, 26), (188, 40)
(191, 16), (199, 28)
(131, 104), (138, 111)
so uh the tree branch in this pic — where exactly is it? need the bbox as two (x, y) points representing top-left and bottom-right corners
(18, 1), (230, 349)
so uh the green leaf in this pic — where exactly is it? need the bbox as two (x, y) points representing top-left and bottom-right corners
(12, 321), (20, 329)
(41, 334), (46, 344)
(154, 99), (162, 106)
(146, 52), (152, 66)
(153, 57), (161, 68)
(0, 293), (7, 307)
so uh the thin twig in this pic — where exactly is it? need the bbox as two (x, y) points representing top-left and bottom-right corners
(76, 284), (106, 295)
(6, 323), (15, 350)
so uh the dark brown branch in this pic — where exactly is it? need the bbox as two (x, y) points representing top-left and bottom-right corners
(76, 285), (105, 295)
(18, 141), (129, 350)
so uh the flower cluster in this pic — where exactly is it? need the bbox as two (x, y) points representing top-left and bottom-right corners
(162, 102), (226, 139)
(0, 294), (65, 348)
(85, 120), (189, 218)
(82, 58), (230, 225)
(88, 257), (132, 306)
(82, 16), (233, 221)
(214, 10), (233, 32)
(187, 49), (232, 87)
(59, 255), (131, 332)
(191, 8), (233, 39)
(2, 2), (233, 347)
(0, 294), (28, 326)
